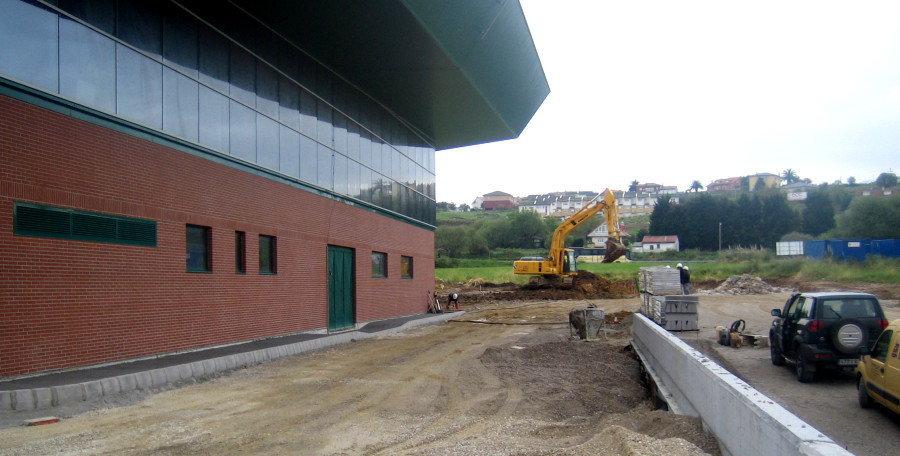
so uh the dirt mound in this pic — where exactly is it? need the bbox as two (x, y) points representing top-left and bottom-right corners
(711, 274), (787, 295)
(459, 271), (638, 304)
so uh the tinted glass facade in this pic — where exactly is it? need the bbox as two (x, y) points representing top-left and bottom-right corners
(0, 0), (436, 225)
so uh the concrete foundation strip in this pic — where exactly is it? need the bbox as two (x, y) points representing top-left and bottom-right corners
(631, 313), (854, 456)
(0, 312), (461, 411)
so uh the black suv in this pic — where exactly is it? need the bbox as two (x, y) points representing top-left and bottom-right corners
(770, 292), (888, 382)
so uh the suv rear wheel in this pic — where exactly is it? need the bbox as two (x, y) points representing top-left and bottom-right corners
(796, 358), (815, 383)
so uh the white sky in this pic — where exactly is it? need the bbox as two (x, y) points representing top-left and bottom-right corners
(435, 0), (900, 206)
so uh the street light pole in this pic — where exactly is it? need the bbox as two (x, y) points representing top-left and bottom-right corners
(718, 221), (722, 251)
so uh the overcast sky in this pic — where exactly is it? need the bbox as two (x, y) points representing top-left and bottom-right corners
(435, 0), (900, 206)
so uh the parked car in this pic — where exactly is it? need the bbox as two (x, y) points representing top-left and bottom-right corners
(857, 319), (899, 414)
(770, 292), (889, 382)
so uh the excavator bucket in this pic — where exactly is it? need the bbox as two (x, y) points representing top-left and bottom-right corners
(602, 239), (628, 263)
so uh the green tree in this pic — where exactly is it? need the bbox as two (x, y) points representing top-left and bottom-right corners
(802, 190), (835, 236)
(834, 195), (900, 238)
(628, 180), (639, 192)
(507, 210), (548, 248)
(689, 180), (704, 192)
(476, 218), (511, 249)
(435, 226), (468, 258)
(649, 196), (674, 236)
(875, 172), (897, 188)
(846, 176), (857, 186)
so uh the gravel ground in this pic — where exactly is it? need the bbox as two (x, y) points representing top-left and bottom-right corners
(0, 299), (718, 456)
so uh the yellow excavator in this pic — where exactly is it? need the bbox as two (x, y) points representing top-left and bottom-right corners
(513, 189), (627, 283)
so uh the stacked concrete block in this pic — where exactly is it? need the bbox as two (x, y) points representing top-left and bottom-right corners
(638, 267), (699, 331)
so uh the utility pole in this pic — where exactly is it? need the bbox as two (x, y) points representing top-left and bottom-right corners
(718, 221), (722, 251)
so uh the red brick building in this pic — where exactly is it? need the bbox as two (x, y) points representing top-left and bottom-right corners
(0, 1), (547, 378)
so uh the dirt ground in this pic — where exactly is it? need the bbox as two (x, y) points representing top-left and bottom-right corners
(0, 298), (720, 456)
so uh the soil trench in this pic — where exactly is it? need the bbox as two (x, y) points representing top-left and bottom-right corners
(0, 300), (718, 456)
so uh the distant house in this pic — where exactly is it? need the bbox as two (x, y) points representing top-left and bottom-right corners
(614, 190), (680, 217)
(481, 191), (516, 211)
(857, 188), (895, 197)
(707, 177), (742, 192)
(518, 191), (598, 216)
(781, 181), (816, 202)
(471, 196), (484, 210)
(634, 235), (679, 253)
(586, 223), (629, 246)
(747, 173), (781, 190)
(635, 183), (662, 194)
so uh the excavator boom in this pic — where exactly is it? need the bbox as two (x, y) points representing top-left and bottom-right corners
(513, 189), (626, 278)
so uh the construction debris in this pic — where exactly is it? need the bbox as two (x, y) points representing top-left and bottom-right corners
(639, 267), (699, 331)
(711, 274), (787, 295)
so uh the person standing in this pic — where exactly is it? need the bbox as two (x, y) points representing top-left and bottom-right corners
(681, 265), (692, 294)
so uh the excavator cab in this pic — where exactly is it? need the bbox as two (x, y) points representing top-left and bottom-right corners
(562, 249), (577, 274)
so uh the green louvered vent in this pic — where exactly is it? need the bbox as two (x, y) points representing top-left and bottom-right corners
(14, 203), (157, 247)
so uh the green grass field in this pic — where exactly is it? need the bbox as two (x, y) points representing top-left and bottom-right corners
(435, 257), (900, 285)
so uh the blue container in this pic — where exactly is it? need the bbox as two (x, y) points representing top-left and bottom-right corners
(804, 240), (829, 259)
(870, 239), (899, 258)
(829, 239), (869, 261)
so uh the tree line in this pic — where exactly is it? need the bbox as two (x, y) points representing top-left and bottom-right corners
(648, 187), (898, 250)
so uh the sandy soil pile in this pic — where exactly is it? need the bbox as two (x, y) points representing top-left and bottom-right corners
(447, 271), (638, 304)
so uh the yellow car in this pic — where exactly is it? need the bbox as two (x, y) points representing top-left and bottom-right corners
(857, 319), (900, 414)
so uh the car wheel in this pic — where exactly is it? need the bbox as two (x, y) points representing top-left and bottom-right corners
(831, 319), (867, 355)
(796, 359), (815, 383)
(858, 378), (873, 408)
(770, 339), (786, 366)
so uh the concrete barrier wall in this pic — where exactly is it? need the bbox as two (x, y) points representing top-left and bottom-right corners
(631, 313), (854, 456)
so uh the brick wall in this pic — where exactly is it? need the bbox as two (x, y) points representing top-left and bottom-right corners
(0, 94), (435, 378)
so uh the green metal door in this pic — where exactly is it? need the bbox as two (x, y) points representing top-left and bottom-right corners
(327, 245), (356, 331)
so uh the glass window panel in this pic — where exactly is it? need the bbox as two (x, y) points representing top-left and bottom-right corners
(380, 143), (391, 177)
(370, 174), (382, 207)
(58, 0), (115, 34)
(59, 18), (115, 112)
(316, 144), (333, 190)
(198, 28), (228, 93)
(199, 85), (229, 153)
(116, 0), (161, 56)
(229, 44), (255, 105)
(333, 112), (348, 155)
(256, 60), (278, 117)
(278, 75), (300, 130)
(333, 153), (348, 195)
(162, 6), (198, 78)
(400, 255), (413, 279)
(0, 0), (58, 92)
(259, 235), (276, 274)
(299, 89), (317, 137)
(116, 44), (163, 129)
(348, 161), (360, 199)
(186, 225), (211, 272)
(316, 99), (333, 144)
(315, 67), (332, 103)
(359, 167), (371, 202)
(371, 251), (387, 278)
(391, 149), (402, 182)
(163, 67), (199, 142)
(358, 131), (371, 168)
(235, 231), (246, 273)
(299, 135), (317, 184)
(229, 100), (256, 162)
(257, 114), (279, 170)
(279, 125), (300, 178)
(347, 121), (360, 161)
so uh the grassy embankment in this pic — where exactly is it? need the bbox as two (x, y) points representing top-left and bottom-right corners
(435, 255), (900, 285)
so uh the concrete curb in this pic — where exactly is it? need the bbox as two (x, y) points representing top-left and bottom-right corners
(631, 313), (854, 456)
(1, 312), (462, 411)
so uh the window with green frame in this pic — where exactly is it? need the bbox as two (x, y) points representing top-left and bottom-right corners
(186, 225), (212, 272)
(371, 251), (387, 278)
(400, 255), (413, 279)
(259, 234), (277, 274)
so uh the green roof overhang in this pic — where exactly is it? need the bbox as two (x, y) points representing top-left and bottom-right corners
(230, 0), (549, 150)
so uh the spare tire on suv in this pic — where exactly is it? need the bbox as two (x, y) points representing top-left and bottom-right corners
(831, 319), (867, 355)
